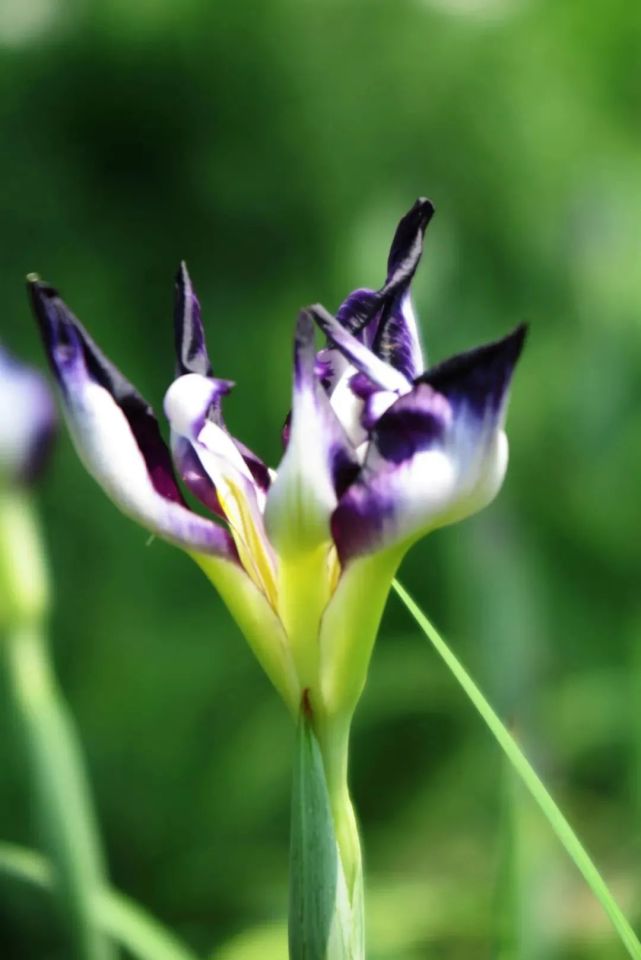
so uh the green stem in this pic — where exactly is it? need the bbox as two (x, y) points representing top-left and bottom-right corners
(315, 714), (360, 893)
(289, 711), (364, 960)
(393, 579), (641, 959)
(0, 491), (115, 960)
(4, 624), (115, 959)
(0, 842), (201, 960)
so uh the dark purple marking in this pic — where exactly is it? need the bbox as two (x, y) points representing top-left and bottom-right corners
(331, 480), (395, 564)
(172, 435), (224, 518)
(324, 199), (434, 380)
(281, 410), (292, 449)
(335, 288), (381, 339)
(349, 371), (379, 400)
(372, 385), (450, 464)
(416, 324), (527, 420)
(330, 443), (360, 499)
(235, 438), (272, 492)
(386, 198), (435, 283)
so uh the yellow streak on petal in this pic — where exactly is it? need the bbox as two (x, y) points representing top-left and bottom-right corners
(215, 475), (279, 609)
(326, 543), (341, 597)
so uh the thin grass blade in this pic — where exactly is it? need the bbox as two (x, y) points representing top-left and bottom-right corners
(393, 578), (641, 960)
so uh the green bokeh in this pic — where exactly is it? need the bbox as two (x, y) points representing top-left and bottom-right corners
(1, 0), (641, 956)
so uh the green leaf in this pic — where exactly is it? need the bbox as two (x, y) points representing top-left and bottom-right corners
(393, 579), (641, 960)
(0, 842), (202, 960)
(289, 709), (353, 960)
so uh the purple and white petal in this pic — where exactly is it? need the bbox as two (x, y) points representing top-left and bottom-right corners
(368, 197), (434, 379)
(174, 261), (213, 379)
(325, 366), (371, 449)
(382, 197), (434, 301)
(309, 303), (411, 449)
(333, 194), (433, 344)
(309, 304), (410, 393)
(265, 311), (358, 555)
(0, 346), (56, 487)
(328, 199), (433, 380)
(171, 434), (223, 517)
(29, 279), (237, 560)
(372, 289), (424, 382)
(173, 263), (272, 493)
(335, 288), (381, 341)
(164, 373), (263, 496)
(164, 372), (278, 595)
(332, 325), (527, 563)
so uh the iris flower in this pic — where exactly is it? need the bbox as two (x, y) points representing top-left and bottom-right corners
(29, 198), (524, 894)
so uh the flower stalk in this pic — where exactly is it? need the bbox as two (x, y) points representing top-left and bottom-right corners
(0, 350), (115, 960)
(289, 700), (364, 960)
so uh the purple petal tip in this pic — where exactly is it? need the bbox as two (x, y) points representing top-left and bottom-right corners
(418, 323), (528, 417)
(386, 197), (435, 275)
(174, 261), (212, 377)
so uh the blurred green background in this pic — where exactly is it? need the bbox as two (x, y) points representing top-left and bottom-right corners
(1, 0), (641, 956)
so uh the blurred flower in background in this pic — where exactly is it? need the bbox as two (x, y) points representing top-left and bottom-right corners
(0, 347), (55, 489)
(0, 346), (116, 960)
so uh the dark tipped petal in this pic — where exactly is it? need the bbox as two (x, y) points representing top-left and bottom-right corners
(27, 278), (237, 559)
(327, 200), (434, 381)
(385, 197), (434, 285)
(170, 267), (272, 489)
(29, 277), (184, 504)
(417, 324), (528, 419)
(331, 385), (452, 561)
(174, 261), (212, 378)
(369, 198), (434, 379)
(331, 325), (527, 564)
